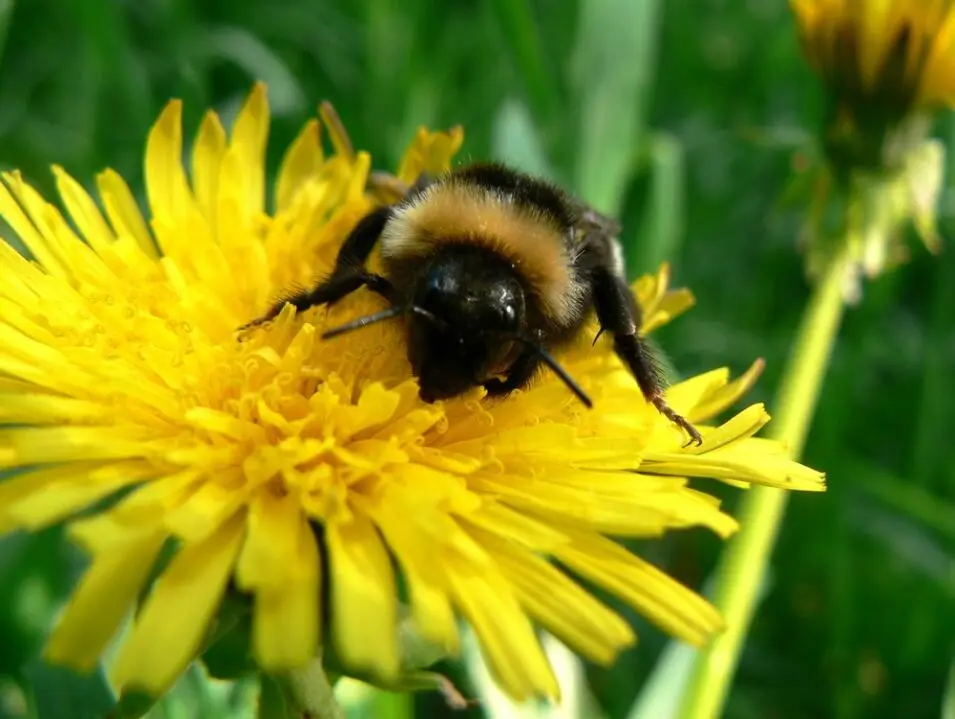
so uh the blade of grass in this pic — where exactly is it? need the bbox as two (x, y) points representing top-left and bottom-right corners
(0, 0), (15, 73)
(624, 131), (686, 277)
(200, 26), (305, 117)
(492, 98), (557, 181)
(852, 459), (955, 544)
(570, 0), (662, 213)
(627, 570), (773, 719)
(63, 0), (152, 132)
(943, 656), (955, 719)
(909, 116), (955, 490)
(487, 0), (560, 128)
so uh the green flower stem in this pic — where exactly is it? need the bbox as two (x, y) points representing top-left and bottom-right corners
(680, 233), (853, 719)
(275, 656), (344, 719)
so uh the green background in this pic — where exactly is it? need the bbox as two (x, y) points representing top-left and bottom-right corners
(1, 1), (954, 718)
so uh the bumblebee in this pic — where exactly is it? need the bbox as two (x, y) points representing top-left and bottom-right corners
(243, 162), (702, 446)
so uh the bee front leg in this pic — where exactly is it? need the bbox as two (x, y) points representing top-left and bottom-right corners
(241, 205), (393, 329)
(483, 347), (542, 397)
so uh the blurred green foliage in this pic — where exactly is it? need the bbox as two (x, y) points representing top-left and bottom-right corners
(1, 0), (954, 718)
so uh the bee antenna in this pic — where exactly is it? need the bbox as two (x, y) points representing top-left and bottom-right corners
(322, 305), (406, 340)
(409, 305), (448, 330)
(321, 303), (448, 340)
(516, 337), (593, 409)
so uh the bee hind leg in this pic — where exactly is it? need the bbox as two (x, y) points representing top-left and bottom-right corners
(589, 265), (703, 447)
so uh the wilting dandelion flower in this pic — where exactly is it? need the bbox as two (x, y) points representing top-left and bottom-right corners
(789, 0), (950, 299)
(791, 0), (955, 172)
(0, 83), (824, 702)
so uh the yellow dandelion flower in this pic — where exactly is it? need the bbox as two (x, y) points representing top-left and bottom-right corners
(791, 0), (955, 173)
(789, 0), (948, 300)
(0, 83), (824, 703)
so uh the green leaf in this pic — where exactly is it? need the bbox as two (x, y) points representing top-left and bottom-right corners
(942, 655), (955, 719)
(21, 661), (115, 719)
(570, 0), (662, 212)
(623, 132), (686, 277)
(112, 690), (156, 719)
(491, 98), (556, 181)
(257, 675), (289, 719)
(200, 593), (255, 681)
(487, 0), (560, 126)
(0, 527), (74, 675)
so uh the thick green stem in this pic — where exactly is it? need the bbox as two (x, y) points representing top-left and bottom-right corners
(679, 238), (853, 719)
(275, 656), (344, 719)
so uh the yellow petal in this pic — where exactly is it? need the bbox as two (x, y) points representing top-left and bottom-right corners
(474, 527), (635, 665)
(229, 81), (269, 220)
(471, 470), (737, 538)
(319, 101), (355, 161)
(445, 554), (559, 702)
(689, 359), (766, 423)
(96, 168), (158, 259)
(0, 393), (112, 424)
(163, 468), (250, 543)
(190, 111), (228, 228)
(326, 512), (399, 680)
(112, 512), (245, 696)
(553, 526), (723, 647)
(5, 460), (160, 531)
(276, 119), (323, 213)
(52, 165), (116, 257)
(662, 367), (734, 420)
(145, 99), (193, 227)
(395, 126), (465, 185)
(0, 462), (145, 533)
(236, 490), (304, 590)
(463, 501), (568, 551)
(0, 173), (68, 277)
(366, 500), (460, 655)
(635, 263), (696, 334)
(0, 425), (162, 468)
(857, 0), (896, 90)
(252, 515), (320, 669)
(45, 527), (167, 671)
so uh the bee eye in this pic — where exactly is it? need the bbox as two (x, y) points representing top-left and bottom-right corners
(500, 302), (518, 330)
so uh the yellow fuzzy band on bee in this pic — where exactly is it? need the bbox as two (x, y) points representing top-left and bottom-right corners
(380, 183), (585, 324)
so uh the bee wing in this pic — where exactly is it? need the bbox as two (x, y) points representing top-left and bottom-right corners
(567, 197), (629, 285)
(571, 198), (623, 246)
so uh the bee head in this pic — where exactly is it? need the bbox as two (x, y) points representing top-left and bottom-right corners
(409, 248), (526, 402)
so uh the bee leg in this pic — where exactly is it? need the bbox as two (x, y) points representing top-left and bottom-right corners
(241, 206), (392, 329)
(483, 347), (541, 397)
(590, 267), (703, 447)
